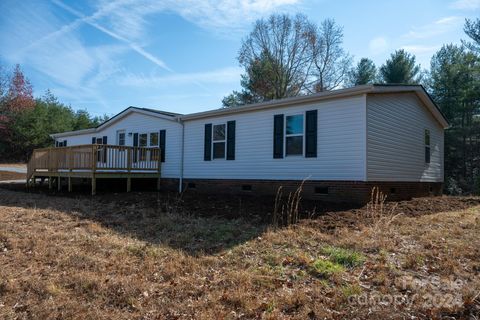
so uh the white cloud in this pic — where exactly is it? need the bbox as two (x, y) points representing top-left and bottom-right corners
(118, 66), (242, 87)
(91, 0), (302, 39)
(402, 16), (463, 40)
(52, 0), (172, 72)
(369, 37), (388, 55)
(450, 0), (480, 9)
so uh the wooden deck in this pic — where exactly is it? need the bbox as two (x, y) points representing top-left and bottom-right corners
(27, 144), (161, 195)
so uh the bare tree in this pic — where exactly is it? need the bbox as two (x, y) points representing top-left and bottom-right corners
(309, 19), (352, 92)
(237, 14), (316, 100)
(0, 63), (8, 100)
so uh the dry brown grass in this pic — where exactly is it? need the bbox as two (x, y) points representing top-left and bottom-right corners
(0, 171), (25, 181)
(0, 187), (479, 319)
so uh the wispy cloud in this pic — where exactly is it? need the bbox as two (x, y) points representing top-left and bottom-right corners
(52, 0), (172, 72)
(450, 0), (480, 9)
(91, 0), (302, 39)
(402, 16), (463, 40)
(118, 67), (242, 87)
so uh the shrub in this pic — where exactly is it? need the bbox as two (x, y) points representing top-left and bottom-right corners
(322, 246), (366, 268)
(446, 177), (462, 195)
(310, 259), (344, 277)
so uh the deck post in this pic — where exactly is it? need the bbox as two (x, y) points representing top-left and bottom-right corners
(48, 176), (52, 189)
(91, 145), (97, 196)
(68, 177), (72, 192)
(91, 177), (96, 195)
(156, 148), (161, 191)
(57, 176), (61, 191)
(126, 147), (132, 192)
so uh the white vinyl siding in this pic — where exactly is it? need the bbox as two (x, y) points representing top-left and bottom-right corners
(183, 95), (367, 181)
(56, 112), (182, 178)
(366, 93), (444, 182)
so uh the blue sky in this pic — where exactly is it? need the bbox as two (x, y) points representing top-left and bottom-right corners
(0, 0), (478, 117)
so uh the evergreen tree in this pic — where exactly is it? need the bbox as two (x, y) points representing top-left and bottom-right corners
(348, 58), (377, 86)
(430, 44), (480, 193)
(380, 49), (421, 84)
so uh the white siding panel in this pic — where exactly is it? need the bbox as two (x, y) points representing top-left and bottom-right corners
(57, 113), (182, 178)
(367, 93), (444, 182)
(183, 95), (367, 181)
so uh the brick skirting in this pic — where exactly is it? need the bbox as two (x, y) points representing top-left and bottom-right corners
(159, 178), (443, 204)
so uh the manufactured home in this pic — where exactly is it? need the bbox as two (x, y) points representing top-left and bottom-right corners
(27, 84), (449, 203)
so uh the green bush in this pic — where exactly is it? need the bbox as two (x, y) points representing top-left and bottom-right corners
(310, 259), (344, 277)
(321, 246), (365, 268)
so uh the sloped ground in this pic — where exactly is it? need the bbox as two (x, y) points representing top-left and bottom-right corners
(0, 188), (479, 319)
(0, 171), (25, 181)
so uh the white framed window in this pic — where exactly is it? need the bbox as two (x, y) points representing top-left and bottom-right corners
(149, 132), (159, 146)
(212, 124), (226, 159)
(425, 129), (430, 164)
(116, 130), (126, 146)
(139, 133), (148, 147)
(285, 114), (304, 156)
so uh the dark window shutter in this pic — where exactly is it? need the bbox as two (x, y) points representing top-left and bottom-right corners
(133, 133), (138, 162)
(101, 136), (107, 162)
(305, 110), (317, 158)
(204, 124), (212, 161)
(55, 141), (59, 147)
(273, 114), (284, 159)
(159, 129), (166, 162)
(226, 120), (235, 160)
(133, 133), (138, 146)
(92, 137), (96, 144)
(63, 140), (67, 147)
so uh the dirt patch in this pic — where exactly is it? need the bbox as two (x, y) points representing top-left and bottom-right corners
(0, 171), (25, 181)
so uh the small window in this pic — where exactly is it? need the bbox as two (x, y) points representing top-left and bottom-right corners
(285, 115), (304, 156)
(117, 130), (125, 146)
(150, 132), (159, 146)
(139, 133), (148, 161)
(241, 185), (252, 191)
(424, 129), (430, 164)
(213, 124), (226, 159)
(315, 186), (329, 195)
(139, 134), (148, 147)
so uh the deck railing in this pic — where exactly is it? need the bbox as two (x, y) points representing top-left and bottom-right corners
(27, 144), (161, 180)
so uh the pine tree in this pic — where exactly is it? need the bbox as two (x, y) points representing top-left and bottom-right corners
(380, 50), (421, 84)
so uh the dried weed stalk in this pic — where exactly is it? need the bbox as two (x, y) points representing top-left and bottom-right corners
(272, 179), (306, 229)
(366, 187), (402, 233)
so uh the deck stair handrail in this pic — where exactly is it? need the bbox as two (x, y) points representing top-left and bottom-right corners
(27, 144), (161, 183)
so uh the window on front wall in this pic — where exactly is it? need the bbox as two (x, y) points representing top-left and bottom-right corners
(285, 114), (304, 156)
(150, 132), (159, 161)
(425, 129), (431, 164)
(139, 133), (148, 161)
(213, 124), (226, 159)
(150, 132), (159, 146)
(117, 130), (125, 146)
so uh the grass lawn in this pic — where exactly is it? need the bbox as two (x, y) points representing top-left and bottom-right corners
(0, 187), (479, 319)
